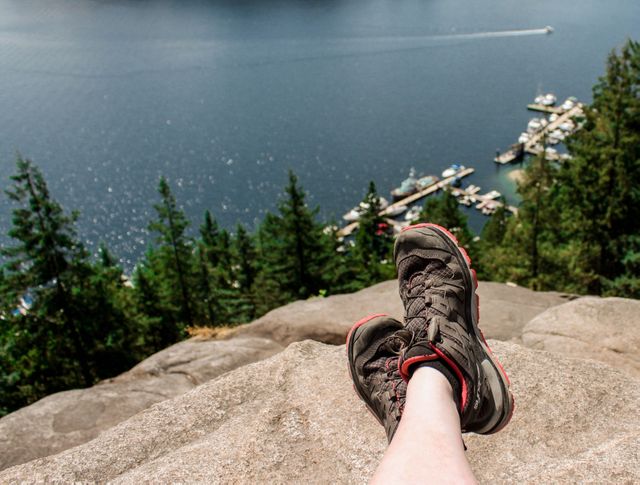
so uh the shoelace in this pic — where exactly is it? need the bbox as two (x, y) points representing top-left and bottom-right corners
(382, 356), (406, 417)
(403, 261), (452, 328)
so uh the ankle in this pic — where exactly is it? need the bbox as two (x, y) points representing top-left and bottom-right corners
(408, 366), (454, 402)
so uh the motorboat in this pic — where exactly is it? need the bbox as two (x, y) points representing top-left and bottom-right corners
(518, 132), (531, 144)
(559, 120), (575, 132)
(527, 118), (543, 133)
(550, 129), (565, 140)
(391, 169), (418, 201)
(342, 208), (361, 222)
(544, 26), (554, 34)
(404, 206), (422, 222)
(547, 135), (561, 145)
(534, 93), (556, 106)
(561, 96), (578, 111)
(386, 204), (408, 217)
(416, 175), (439, 190)
(483, 190), (501, 200)
(442, 164), (465, 178)
(549, 113), (559, 122)
(342, 195), (390, 221)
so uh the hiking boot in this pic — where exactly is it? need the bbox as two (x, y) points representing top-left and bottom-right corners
(346, 314), (408, 442)
(394, 223), (514, 434)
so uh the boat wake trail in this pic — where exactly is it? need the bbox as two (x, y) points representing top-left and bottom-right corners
(432, 27), (552, 41)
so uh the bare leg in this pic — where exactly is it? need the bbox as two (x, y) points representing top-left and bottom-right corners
(371, 367), (477, 485)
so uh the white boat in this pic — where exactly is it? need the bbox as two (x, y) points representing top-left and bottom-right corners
(559, 121), (575, 132)
(483, 190), (501, 200)
(391, 169), (418, 201)
(342, 208), (361, 222)
(545, 26), (554, 34)
(518, 132), (531, 144)
(442, 164), (465, 178)
(545, 147), (558, 157)
(548, 135), (561, 145)
(386, 204), (408, 217)
(459, 195), (472, 207)
(416, 175), (439, 190)
(527, 118), (543, 133)
(560, 96), (578, 111)
(549, 113), (559, 122)
(534, 93), (556, 106)
(404, 206), (421, 222)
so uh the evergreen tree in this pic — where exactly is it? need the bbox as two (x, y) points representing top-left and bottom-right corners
(486, 153), (565, 289)
(352, 181), (394, 285)
(147, 177), (195, 327)
(253, 171), (335, 313)
(0, 158), (139, 414)
(131, 256), (178, 353)
(419, 188), (480, 270)
(1, 158), (93, 388)
(232, 224), (257, 321)
(555, 40), (640, 295)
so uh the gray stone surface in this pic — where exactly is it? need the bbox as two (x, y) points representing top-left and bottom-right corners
(522, 296), (640, 378)
(0, 279), (573, 472)
(0, 336), (282, 471)
(235, 280), (571, 345)
(2, 340), (638, 484)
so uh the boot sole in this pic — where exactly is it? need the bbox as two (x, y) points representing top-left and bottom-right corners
(346, 314), (401, 430)
(396, 223), (514, 434)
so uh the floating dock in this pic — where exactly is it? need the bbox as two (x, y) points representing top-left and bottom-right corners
(337, 167), (475, 237)
(495, 104), (583, 164)
(453, 187), (518, 215)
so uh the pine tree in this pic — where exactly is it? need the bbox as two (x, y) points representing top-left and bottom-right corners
(0, 158), (139, 414)
(419, 188), (480, 270)
(148, 177), (195, 327)
(1, 158), (93, 388)
(233, 224), (257, 321)
(555, 40), (640, 295)
(253, 171), (335, 313)
(352, 181), (394, 285)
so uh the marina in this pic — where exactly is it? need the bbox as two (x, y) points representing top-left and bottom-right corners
(495, 97), (584, 164)
(337, 166), (475, 237)
(338, 93), (580, 238)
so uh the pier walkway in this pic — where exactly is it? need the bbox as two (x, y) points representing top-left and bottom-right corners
(337, 167), (475, 237)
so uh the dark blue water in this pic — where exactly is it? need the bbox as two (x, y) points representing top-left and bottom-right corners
(1, 0), (639, 267)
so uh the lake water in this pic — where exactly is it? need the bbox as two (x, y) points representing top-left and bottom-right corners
(1, 0), (639, 267)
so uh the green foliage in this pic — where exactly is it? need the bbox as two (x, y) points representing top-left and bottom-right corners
(146, 177), (195, 328)
(0, 158), (141, 415)
(553, 39), (640, 294)
(352, 181), (395, 285)
(481, 39), (640, 297)
(420, 188), (481, 273)
(253, 171), (337, 314)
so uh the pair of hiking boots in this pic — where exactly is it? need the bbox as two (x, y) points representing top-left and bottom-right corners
(346, 223), (514, 442)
